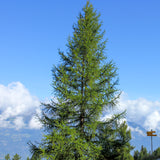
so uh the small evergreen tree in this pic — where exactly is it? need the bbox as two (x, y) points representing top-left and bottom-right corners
(26, 157), (30, 160)
(133, 145), (153, 160)
(139, 146), (148, 160)
(134, 150), (139, 160)
(12, 153), (21, 160)
(153, 147), (160, 158)
(97, 112), (134, 160)
(5, 154), (10, 160)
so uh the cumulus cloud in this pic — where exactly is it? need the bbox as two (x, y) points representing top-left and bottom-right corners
(29, 116), (42, 129)
(118, 92), (160, 131)
(0, 82), (41, 130)
(144, 111), (160, 130)
(102, 92), (160, 135)
(129, 126), (146, 136)
(14, 116), (26, 130)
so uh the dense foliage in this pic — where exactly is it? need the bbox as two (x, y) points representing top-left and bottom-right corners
(97, 113), (134, 160)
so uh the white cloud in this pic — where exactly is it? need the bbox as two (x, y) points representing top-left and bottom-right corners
(29, 115), (42, 129)
(118, 92), (160, 131)
(0, 82), (41, 130)
(102, 92), (160, 133)
(14, 116), (26, 130)
(144, 111), (160, 130)
(101, 113), (112, 121)
(28, 104), (43, 129)
(129, 126), (146, 136)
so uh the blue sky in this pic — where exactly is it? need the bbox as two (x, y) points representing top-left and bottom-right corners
(1, 0), (160, 131)
(1, 0), (160, 100)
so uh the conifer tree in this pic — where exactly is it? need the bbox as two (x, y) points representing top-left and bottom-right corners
(134, 150), (139, 160)
(153, 147), (160, 158)
(133, 146), (150, 160)
(5, 154), (10, 160)
(29, 1), (133, 159)
(139, 146), (148, 160)
(12, 153), (21, 160)
(96, 112), (134, 160)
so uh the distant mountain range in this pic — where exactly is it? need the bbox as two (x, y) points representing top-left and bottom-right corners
(0, 128), (43, 159)
(0, 122), (160, 159)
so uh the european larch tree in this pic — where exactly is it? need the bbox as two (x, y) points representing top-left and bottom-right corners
(29, 1), (132, 159)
